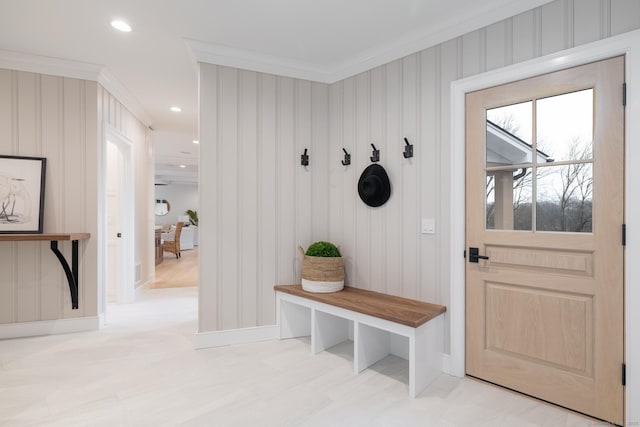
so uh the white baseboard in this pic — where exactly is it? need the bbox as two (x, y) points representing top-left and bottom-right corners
(440, 353), (465, 377)
(440, 353), (452, 375)
(193, 325), (278, 349)
(0, 316), (100, 340)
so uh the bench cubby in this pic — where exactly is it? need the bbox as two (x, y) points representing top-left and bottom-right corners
(275, 285), (446, 397)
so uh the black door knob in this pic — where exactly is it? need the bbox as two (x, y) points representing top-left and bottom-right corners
(469, 247), (489, 263)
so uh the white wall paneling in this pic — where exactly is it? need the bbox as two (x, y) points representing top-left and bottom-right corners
(0, 66), (152, 332)
(198, 0), (640, 343)
(0, 72), (96, 325)
(199, 65), (329, 332)
(198, 0), (639, 414)
(97, 86), (153, 316)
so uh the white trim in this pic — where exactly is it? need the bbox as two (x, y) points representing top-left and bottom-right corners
(100, 125), (137, 309)
(440, 353), (453, 375)
(184, 38), (334, 83)
(0, 317), (99, 339)
(0, 48), (103, 81)
(97, 69), (152, 127)
(193, 325), (279, 349)
(450, 29), (640, 424)
(329, 0), (554, 83)
(0, 49), (151, 127)
(186, 0), (552, 84)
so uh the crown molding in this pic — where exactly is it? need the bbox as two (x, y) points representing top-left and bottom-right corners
(187, 0), (552, 84)
(328, 0), (554, 82)
(97, 69), (152, 127)
(0, 48), (103, 81)
(0, 49), (152, 128)
(185, 38), (333, 83)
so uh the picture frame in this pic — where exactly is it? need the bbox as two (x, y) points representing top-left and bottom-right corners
(0, 155), (46, 234)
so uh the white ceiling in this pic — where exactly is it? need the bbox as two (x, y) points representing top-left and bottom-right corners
(0, 0), (552, 184)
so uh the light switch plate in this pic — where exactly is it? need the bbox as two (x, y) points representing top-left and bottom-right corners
(421, 218), (435, 234)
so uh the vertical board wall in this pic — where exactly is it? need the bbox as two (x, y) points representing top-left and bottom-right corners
(0, 71), (152, 326)
(97, 85), (153, 293)
(0, 72), (98, 322)
(199, 65), (329, 331)
(198, 0), (640, 335)
(327, 0), (640, 350)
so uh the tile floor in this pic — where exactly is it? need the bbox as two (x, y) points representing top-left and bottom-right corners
(0, 287), (600, 426)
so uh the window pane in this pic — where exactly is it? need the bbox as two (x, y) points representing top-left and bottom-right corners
(536, 89), (593, 163)
(486, 170), (532, 231)
(536, 164), (593, 232)
(486, 101), (533, 166)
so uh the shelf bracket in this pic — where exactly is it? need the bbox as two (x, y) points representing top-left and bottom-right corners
(50, 240), (79, 309)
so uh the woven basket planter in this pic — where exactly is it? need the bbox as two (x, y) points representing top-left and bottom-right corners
(299, 246), (345, 293)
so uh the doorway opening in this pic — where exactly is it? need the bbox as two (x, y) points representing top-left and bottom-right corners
(103, 126), (135, 311)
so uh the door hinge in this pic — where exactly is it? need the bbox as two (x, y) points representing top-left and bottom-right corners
(463, 249), (466, 259)
(623, 83), (627, 106)
(622, 363), (626, 386)
(622, 224), (626, 246)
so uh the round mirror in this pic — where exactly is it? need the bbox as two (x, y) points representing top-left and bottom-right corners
(155, 199), (170, 216)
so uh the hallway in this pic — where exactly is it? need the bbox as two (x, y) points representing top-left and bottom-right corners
(150, 247), (198, 289)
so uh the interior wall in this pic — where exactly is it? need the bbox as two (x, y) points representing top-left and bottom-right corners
(0, 70), (99, 322)
(197, 0), (640, 336)
(155, 183), (198, 226)
(97, 85), (153, 297)
(327, 0), (640, 352)
(199, 65), (329, 331)
(0, 71), (153, 326)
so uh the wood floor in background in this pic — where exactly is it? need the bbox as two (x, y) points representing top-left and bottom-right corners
(150, 247), (198, 288)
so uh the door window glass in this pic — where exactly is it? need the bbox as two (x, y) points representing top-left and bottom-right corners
(485, 89), (594, 233)
(536, 89), (593, 163)
(486, 171), (532, 231)
(536, 164), (593, 232)
(486, 101), (533, 165)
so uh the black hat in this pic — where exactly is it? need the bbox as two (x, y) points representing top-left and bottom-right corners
(358, 164), (391, 207)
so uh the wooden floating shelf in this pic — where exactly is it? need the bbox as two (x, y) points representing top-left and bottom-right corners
(0, 233), (90, 309)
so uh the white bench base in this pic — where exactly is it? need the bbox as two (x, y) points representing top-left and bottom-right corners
(276, 290), (444, 398)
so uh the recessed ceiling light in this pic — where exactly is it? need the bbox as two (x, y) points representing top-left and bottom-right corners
(169, 106), (182, 113)
(179, 164), (186, 168)
(193, 140), (199, 144)
(110, 20), (132, 32)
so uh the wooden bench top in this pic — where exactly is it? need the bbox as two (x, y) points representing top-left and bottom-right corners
(274, 284), (446, 328)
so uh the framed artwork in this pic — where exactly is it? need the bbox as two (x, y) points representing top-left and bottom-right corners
(0, 155), (46, 233)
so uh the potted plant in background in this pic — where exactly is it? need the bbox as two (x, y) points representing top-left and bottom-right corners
(185, 209), (198, 227)
(299, 241), (344, 293)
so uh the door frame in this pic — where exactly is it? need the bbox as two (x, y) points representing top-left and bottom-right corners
(99, 125), (136, 311)
(450, 29), (640, 423)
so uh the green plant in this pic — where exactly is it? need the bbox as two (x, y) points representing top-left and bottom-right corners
(185, 209), (198, 227)
(305, 241), (340, 257)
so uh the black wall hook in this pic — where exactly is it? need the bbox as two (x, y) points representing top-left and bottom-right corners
(403, 137), (414, 159)
(341, 148), (351, 166)
(301, 148), (309, 166)
(370, 144), (380, 162)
